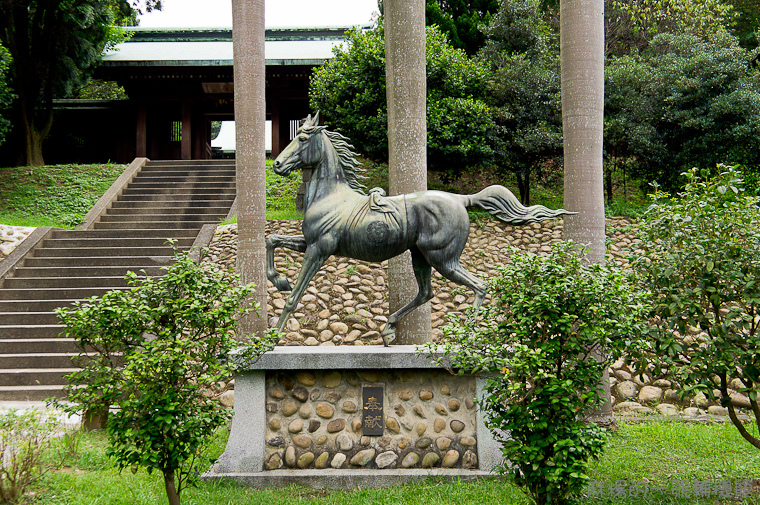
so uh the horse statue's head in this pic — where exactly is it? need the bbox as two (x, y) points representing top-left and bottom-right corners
(273, 112), (323, 176)
(272, 112), (368, 194)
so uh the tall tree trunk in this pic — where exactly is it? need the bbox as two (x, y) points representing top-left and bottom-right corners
(385, 0), (432, 345)
(162, 468), (181, 505)
(232, 0), (268, 338)
(560, 0), (613, 425)
(19, 97), (52, 167)
(517, 170), (531, 206)
(605, 160), (613, 204)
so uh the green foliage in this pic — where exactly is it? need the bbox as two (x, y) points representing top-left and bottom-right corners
(73, 80), (128, 100)
(265, 162), (301, 213)
(605, 0), (737, 57)
(0, 409), (67, 505)
(605, 31), (760, 192)
(431, 243), (649, 505)
(727, 0), (760, 48)
(16, 420), (760, 504)
(631, 166), (760, 451)
(0, 164), (124, 228)
(424, 0), (499, 55)
(479, 0), (562, 205)
(0, 0), (153, 165)
(613, 0), (735, 37)
(54, 248), (277, 504)
(309, 23), (494, 171)
(0, 44), (13, 147)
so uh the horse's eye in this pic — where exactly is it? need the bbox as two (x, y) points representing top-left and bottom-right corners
(299, 136), (307, 142)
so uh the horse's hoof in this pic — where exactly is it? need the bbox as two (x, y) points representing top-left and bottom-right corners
(274, 278), (292, 292)
(380, 326), (396, 347)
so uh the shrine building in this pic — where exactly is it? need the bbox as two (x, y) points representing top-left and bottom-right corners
(44, 25), (362, 164)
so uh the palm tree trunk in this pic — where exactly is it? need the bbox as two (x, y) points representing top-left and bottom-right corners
(232, 0), (268, 338)
(385, 0), (432, 344)
(560, 0), (613, 425)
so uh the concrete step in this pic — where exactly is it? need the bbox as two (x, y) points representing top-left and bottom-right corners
(22, 256), (176, 268)
(0, 354), (79, 369)
(0, 158), (234, 401)
(129, 182), (235, 189)
(3, 276), (130, 289)
(106, 206), (231, 215)
(10, 265), (165, 278)
(142, 160), (235, 168)
(0, 384), (68, 401)
(0, 369), (78, 387)
(93, 221), (219, 230)
(110, 199), (233, 209)
(135, 172), (236, 179)
(0, 325), (66, 339)
(0, 287), (126, 301)
(42, 237), (195, 249)
(50, 228), (200, 239)
(98, 213), (226, 223)
(0, 312), (62, 325)
(114, 195), (234, 204)
(0, 339), (79, 354)
(33, 246), (179, 257)
(0, 300), (79, 313)
(121, 187), (236, 196)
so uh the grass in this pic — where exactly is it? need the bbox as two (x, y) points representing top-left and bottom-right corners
(0, 164), (125, 228)
(27, 420), (760, 505)
(0, 159), (649, 230)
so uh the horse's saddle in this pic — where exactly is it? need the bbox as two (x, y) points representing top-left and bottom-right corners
(343, 188), (407, 258)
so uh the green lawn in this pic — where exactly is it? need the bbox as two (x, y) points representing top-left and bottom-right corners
(0, 164), (125, 228)
(31, 420), (760, 505)
(0, 162), (306, 227)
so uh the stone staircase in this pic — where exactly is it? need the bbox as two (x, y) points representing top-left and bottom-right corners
(0, 159), (236, 401)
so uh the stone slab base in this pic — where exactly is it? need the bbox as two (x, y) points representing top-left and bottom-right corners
(204, 468), (494, 490)
(206, 346), (502, 488)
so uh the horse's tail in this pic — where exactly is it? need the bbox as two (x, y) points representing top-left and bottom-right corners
(459, 185), (575, 225)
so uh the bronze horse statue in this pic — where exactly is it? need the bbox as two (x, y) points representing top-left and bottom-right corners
(267, 113), (572, 346)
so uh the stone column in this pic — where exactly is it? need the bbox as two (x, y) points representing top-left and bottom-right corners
(232, 0), (268, 337)
(385, 0), (431, 344)
(135, 100), (147, 158)
(181, 99), (192, 160)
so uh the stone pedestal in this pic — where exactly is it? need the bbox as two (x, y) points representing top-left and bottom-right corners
(207, 346), (502, 488)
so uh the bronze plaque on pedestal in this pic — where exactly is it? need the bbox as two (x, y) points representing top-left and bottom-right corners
(362, 386), (384, 436)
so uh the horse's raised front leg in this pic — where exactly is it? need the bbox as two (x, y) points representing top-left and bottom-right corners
(381, 248), (434, 347)
(275, 246), (329, 332)
(266, 234), (307, 292)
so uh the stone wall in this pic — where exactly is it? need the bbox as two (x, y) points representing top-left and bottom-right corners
(0, 225), (35, 259)
(207, 217), (636, 346)
(206, 218), (754, 421)
(263, 369), (479, 471)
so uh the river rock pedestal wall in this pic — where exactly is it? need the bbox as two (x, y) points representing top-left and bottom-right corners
(207, 346), (501, 488)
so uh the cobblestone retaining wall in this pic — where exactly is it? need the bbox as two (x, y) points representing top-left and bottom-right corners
(263, 369), (479, 471)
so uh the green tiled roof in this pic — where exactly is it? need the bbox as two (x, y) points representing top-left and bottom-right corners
(102, 26), (368, 67)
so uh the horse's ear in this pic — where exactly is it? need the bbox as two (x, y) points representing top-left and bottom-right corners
(312, 111), (320, 126)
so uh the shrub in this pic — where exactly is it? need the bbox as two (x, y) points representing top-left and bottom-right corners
(430, 242), (648, 505)
(309, 23), (494, 170)
(0, 409), (62, 504)
(632, 165), (760, 450)
(55, 247), (277, 505)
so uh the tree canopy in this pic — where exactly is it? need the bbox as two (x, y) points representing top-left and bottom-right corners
(478, 0), (562, 205)
(605, 31), (760, 191)
(309, 24), (495, 173)
(0, 45), (13, 147)
(424, 0), (499, 54)
(0, 0), (150, 166)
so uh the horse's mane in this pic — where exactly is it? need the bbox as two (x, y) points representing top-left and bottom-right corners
(303, 125), (367, 195)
